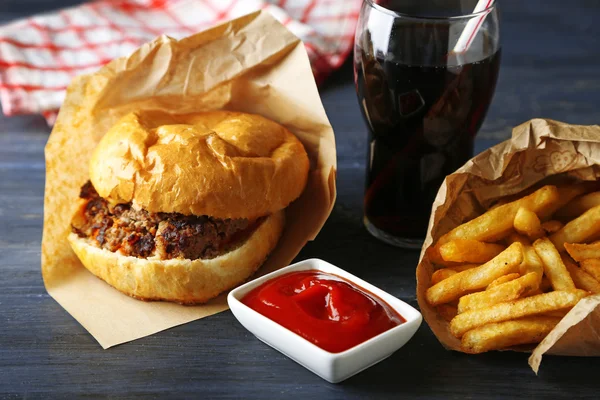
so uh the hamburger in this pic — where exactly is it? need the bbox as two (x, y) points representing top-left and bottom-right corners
(67, 110), (309, 304)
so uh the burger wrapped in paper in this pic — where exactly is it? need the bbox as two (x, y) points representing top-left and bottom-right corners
(40, 10), (336, 348)
(416, 119), (600, 372)
(68, 110), (309, 304)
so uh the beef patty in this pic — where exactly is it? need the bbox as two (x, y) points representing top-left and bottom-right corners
(72, 181), (256, 260)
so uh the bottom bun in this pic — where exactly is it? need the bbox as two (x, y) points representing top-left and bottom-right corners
(67, 210), (285, 304)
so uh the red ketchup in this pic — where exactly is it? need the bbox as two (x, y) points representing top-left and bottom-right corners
(241, 270), (405, 353)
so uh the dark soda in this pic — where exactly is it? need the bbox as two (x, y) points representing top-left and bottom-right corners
(355, 45), (501, 241)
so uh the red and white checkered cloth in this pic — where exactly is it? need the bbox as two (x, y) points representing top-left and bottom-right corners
(0, 0), (360, 124)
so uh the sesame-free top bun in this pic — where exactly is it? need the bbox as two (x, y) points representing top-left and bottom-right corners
(89, 110), (310, 219)
(68, 210), (285, 304)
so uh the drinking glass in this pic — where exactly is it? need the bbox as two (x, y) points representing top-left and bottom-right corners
(354, 0), (501, 248)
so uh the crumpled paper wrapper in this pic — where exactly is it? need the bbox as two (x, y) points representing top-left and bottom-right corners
(41, 10), (336, 349)
(416, 118), (600, 373)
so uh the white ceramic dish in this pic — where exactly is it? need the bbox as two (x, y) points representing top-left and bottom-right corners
(227, 258), (422, 383)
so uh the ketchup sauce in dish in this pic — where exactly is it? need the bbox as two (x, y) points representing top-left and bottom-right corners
(241, 270), (405, 353)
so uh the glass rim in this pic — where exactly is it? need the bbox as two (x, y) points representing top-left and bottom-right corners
(364, 0), (496, 21)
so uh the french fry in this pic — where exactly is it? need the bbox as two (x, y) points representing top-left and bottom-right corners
(450, 290), (588, 337)
(488, 183), (581, 215)
(487, 273), (520, 289)
(439, 239), (505, 263)
(556, 191), (600, 218)
(431, 269), (457, 285)
(437, 185), (559, 246)
(437, 304), (458, 322)
(560, 254), (600, 293)
(543, 184), (591, 218)
(564, 241), (600, 262)
(426, 246), (469, 268)
(533, 238), (576, 291)
(550, 205), (600, 252)
(580, 259), (600, 282)
(541, 220), (563, 234)
(506, 233), (544, 286)
(457, 272), (539, 314)
(452, 264), (480, 272)
(426, 245), (448, 266)
(513, 207), (544, 240)
(461, 317), (561, 354)
(425, 243), (523, 306)
(568, 269), (600, 293)
(526, 289), (543, 296)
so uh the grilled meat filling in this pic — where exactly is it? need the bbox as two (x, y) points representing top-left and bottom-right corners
(72, 181), (256, 260)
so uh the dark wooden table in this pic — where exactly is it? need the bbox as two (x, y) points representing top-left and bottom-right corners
(2, 1), (600, 398)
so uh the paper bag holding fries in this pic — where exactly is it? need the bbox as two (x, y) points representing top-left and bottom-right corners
(416, 118), (600, 372)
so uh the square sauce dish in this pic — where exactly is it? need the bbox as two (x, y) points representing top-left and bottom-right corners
(227, 259), (422, 383)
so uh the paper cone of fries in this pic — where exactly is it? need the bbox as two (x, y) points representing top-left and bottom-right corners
(416, 118), (600, 372)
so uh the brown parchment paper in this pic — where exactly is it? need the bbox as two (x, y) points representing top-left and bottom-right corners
(416, 118), (600, 372)
(41, 10), (337, 349)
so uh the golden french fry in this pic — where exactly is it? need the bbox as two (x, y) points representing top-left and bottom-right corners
(426, 246), (467, 268)
(452, 264), (480, 272)
(457, 272), (539, 314)
(522, 246), (545, 283)
(567, 269), (600, 293)
(506, 232), (529, 246)
(437, 186), (559, 246)
(560, 254), (600, 293)
(526, 289), (543, 296)
(541, 220), (563, 234)
(506, 233), (544, 286)
(564, 241), (600, 262)
(580, 259), (600, 282)
(533, 238), (576, 291)
(487, 273), (520, 289)
(426, 243), (523, 306)
(550, 205), (600, 252)
(426, 245), (447, 266)
(489, 183), (582, 216)
(461, 317), (560, 354)
(437, 304), (458, 322)
(439, 239), (505, 263)
(513, 207), (545, 240)
(543, 184), (591, 218)
(431, 269), (457, 285)
(556, 191), (600, 218)
(450, 290), (588, 337)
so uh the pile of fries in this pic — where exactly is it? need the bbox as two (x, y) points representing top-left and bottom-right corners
(425, 184), (600, 353)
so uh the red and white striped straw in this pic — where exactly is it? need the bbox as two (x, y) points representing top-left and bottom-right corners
(452, 0), (495, 53)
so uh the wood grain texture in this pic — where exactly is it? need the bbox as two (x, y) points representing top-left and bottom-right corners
(1, 0), (600, 398)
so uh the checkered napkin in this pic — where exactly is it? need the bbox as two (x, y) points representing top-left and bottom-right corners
(0, 0), (360, 124)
